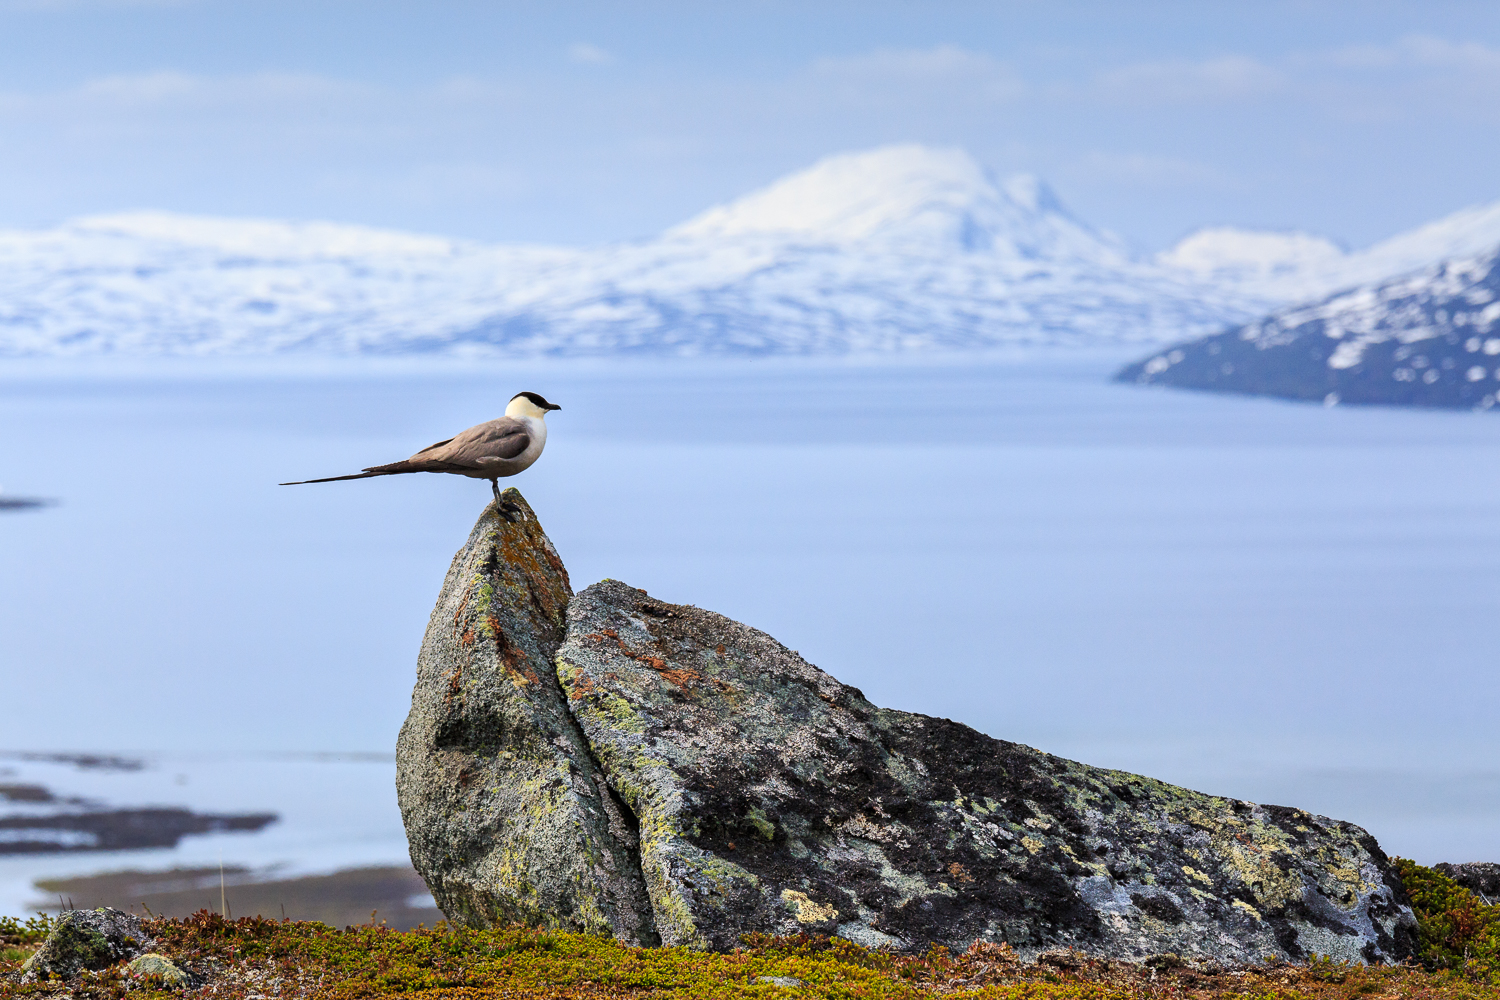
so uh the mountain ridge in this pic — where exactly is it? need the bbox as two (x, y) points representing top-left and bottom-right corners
(3, 145), (1499, 357)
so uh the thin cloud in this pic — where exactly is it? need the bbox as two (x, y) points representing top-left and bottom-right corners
(55, 71), (370, 108)
(1320, 35), (1500, 73)
(811, 45), (1024, 102)
(567, 42), (613, 66)
(1092, 55), (1284, 104)
(1070, 151), (1239, 191)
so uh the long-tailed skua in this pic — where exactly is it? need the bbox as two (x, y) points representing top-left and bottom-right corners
(281, 391), (560, 514)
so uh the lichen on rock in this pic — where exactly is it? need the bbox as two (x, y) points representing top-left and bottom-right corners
(401, 496), (1417, 964)
(554, 580), (1415, 962)
(21, 908), (152, 981)
(396, 490), (657, 944)
(125, 953), (189, 990)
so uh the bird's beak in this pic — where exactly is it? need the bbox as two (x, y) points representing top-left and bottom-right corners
(547, 403), (562, 411)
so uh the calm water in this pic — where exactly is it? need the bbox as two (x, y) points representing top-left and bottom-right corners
(1, 351), (1497, 910)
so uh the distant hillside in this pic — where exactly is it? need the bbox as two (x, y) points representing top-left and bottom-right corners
(1116, 246), (1500, 409)
(4, 144), (1500, 357)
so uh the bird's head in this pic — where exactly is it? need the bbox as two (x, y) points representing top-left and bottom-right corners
(506, 391), (562, 419)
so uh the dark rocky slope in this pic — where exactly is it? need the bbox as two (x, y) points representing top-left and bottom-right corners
(399, 492), (1417, 964)
(1117, 247), (1500, 409)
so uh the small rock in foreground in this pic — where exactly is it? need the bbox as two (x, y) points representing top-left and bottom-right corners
(125, 953), (189, 990)
(21, 908), (153, 981)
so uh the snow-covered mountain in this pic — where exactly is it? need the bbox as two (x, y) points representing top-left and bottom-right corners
(1118, 245), (1500, 409)
(3, 144), (1500, 357)
(1157, 199), (1500, 305)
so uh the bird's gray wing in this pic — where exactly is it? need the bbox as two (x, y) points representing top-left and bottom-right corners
(405, 417), (530, 468)
(412, 436), (454, 456)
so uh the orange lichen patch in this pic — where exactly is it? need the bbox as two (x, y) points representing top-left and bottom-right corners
(490, 628), (540, 687)
(948, 862), (975, 884)
(655, 668), (701, 690)
(585, 631), (700, 690)
(495, 528), (567, 629)
(567, 672), (597, 701)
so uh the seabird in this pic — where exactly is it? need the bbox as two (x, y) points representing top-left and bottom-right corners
(281, 391), (561, 514)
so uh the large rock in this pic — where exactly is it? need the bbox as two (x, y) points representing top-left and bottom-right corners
(396, 490), (657, 944)
(401, 496), (1417, 964)
(1435, 862), (1500, 900)
(21, 908), (152, 981)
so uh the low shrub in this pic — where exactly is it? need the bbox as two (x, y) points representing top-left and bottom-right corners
(1395, 858), (1500, 982)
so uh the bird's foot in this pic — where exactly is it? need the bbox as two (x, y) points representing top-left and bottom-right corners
(489, 480), (521, 521)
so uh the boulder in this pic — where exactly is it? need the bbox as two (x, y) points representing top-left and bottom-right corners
(396, 491), (657, 945)
(21, 908), (152, 981)
(400, 495), (1417, 964)
(125, 954), (189, 989)
(1435, 862), (1500, 900)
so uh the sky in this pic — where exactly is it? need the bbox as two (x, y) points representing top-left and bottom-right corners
(2, 1), (1500, 251)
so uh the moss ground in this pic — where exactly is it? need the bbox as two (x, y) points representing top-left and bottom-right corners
(1, 862), (1496, 1000)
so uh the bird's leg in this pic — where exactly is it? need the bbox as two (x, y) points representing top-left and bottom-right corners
(490, 478), (522, 522)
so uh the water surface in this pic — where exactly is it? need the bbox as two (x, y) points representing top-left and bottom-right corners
(1, 352), (1496, 899)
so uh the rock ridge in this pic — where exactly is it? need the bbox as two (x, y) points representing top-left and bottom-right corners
(399, 494), (1417, 965)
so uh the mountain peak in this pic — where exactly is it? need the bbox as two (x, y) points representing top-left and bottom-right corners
(664, 144), (1126, 264)
(999, 174), (1061, 214)
(666, 145), (990, 243)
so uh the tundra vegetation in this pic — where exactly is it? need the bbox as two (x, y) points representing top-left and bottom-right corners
(0, 861), (1495, 1000)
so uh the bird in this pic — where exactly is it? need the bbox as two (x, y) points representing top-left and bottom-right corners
(281, 391), (561, 517)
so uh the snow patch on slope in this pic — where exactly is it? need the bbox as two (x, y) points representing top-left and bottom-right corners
(1158, 229), (1345, 282)
(66, 211), (468, 258)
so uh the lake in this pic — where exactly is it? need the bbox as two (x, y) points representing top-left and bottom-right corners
(1, 350), (1497, 917)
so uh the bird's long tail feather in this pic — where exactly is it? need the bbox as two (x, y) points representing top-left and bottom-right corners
(278, 459), (480, 486)
(279, 471), (390, 485)
(279, 461), (421, 486)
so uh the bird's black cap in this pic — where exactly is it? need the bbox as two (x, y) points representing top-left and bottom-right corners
(512, 390), (561, 411)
